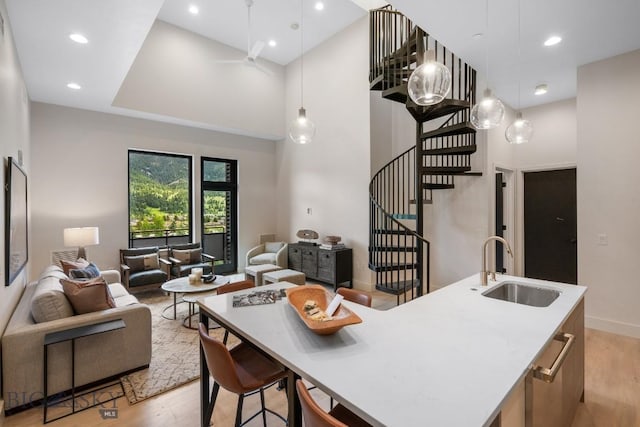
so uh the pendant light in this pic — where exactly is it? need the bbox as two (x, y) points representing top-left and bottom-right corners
(470, 0), (505, 130)
(407, 49), (451, 106)
(288, 0), (315, 144)
(505, 0), (533, 144)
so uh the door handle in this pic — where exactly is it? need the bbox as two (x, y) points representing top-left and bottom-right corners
(532, 332), (575, 383)
(570, 238), (577, 244)
(556, 217), (565, 222)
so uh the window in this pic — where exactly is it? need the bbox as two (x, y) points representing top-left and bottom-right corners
(201, 158), (237, 273)
(128, 150), (193, 247)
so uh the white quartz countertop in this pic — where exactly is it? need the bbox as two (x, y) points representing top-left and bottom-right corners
(198, 274), (586, 427)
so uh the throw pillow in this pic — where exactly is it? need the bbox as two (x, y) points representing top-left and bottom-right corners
(61, 277), (116, 314)
(60, 258), (90, 276)
(265, 242), (284, 253)
(172, 248), (202, 264)
(69, 262), (101, 279)
(124, 253), (159, 272)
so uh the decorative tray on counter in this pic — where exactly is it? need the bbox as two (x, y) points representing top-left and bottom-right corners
(286, 285), (362, 335)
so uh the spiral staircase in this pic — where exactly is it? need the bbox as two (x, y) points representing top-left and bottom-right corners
(368, 6), (480, 304)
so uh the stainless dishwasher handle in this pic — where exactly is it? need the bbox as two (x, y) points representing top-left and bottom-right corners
(532, 332), (575, 383)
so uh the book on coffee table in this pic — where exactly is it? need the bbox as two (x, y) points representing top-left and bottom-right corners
(232, 289), (287, 307)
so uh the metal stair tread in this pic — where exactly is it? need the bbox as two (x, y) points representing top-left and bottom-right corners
(375, 280), (420, 295)
(422, 166), (471, 175)
(421, 122), (476, 140)
(423, 183), (455, 190)
(423, 144), (477, 156)
(372, 228), (413, 235)
(391, 213), (417, 220)
(369, 246), (418, 252)
(368, 262), (419, 272)
(406, 99), (471, 122)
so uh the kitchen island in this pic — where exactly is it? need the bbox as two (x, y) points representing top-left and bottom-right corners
(198, 274), (586, 426)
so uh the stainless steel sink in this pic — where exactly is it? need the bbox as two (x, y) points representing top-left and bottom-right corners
(482, 282), (560, 307)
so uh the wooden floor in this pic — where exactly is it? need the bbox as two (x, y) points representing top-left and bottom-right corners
(3, 289), (639, 426)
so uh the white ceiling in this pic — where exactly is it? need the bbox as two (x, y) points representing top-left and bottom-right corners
(5, 0), (640, 125)
(390, 0), (640, 109)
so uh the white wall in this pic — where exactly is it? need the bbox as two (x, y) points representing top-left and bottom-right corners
(0, 0), (30, 336)
(277, 17), (372, 289)
(577, 49), (640, 338)
(113, 20), (285, 140)
(30, 103), (278, 276)
(516, 99), (577, 169)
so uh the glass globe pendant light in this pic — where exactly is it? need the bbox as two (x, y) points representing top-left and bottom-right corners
(470, 0), (505, 130)
(288, 0), (315, 144)
(505, 112), (533, 144)
(407, 50), (451, 106)
(289, 107), (315, 144)
(470, 88), (505, 129)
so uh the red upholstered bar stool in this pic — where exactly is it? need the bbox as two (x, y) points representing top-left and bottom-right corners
(198, 323), (287, 427)
(216, 280), (255, 344)
(296, 380), (372, 427)
(337, 288), (372, 307)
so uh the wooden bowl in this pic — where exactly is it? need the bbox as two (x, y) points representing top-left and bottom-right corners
(286, 285), (362, 335)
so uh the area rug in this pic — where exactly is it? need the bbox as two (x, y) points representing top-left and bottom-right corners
(120, 290), (235, 404)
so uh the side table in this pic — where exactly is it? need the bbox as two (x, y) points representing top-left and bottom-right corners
(44, 319), (126, 424)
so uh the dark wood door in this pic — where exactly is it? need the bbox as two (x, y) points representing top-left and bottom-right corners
(495, 173), (506, 273)
(524, 168), (577, 284)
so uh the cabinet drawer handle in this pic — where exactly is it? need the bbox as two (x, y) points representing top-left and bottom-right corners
(532, 332), (575, 383)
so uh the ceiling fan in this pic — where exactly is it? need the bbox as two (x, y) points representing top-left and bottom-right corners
(216, 0), (271, 75)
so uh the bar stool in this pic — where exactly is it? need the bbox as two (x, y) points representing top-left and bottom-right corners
(216, 280), (255, 344)
(337, 288), (372, 307)
(296, 380), (372, 427)
(198, 323), (287, 427)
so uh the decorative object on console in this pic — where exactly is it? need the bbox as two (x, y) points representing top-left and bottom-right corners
(63, 226), (99, 260)
(320, 235), (345, 250)
(296, 229), (318, 244)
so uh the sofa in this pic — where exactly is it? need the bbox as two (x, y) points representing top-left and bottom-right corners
(2, 265), (152, 412)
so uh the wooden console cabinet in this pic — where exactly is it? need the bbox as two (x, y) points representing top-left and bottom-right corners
(288, 243), (353, 290)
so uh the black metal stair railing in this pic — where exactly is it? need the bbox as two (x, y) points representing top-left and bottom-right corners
(368, 5), (478, 303)
(369, 145), (430, 303)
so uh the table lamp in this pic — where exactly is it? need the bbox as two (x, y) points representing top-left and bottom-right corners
(64, 227), (100, 259)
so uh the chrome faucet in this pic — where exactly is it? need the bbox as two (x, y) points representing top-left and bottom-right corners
(481, 236), (514, 286)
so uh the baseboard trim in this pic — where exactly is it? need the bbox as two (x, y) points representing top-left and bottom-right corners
(586, 315), (640, 339)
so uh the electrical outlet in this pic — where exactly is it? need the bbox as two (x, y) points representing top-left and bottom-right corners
(597, 234), (608, 246)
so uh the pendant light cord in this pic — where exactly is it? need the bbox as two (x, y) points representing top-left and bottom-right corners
(485, 0), (490, 87)
(300, 0), (304, 108)
(517, 0), (521, 111)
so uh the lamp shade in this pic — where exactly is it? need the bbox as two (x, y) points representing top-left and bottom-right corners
(64, 227), (100, 247)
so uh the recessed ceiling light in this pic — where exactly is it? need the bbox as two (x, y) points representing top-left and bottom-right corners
(544, 35), (562, 47)
(69, 33), (88, 44)
(188, 5), (199, 15)
(534, 84), (548, 95)
(268, 40), (277, 47)
(67, 82), (81, 90)
(314, 2), (324, 11)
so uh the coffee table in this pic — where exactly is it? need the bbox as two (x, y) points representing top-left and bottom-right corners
(161, 275), (230, 320)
